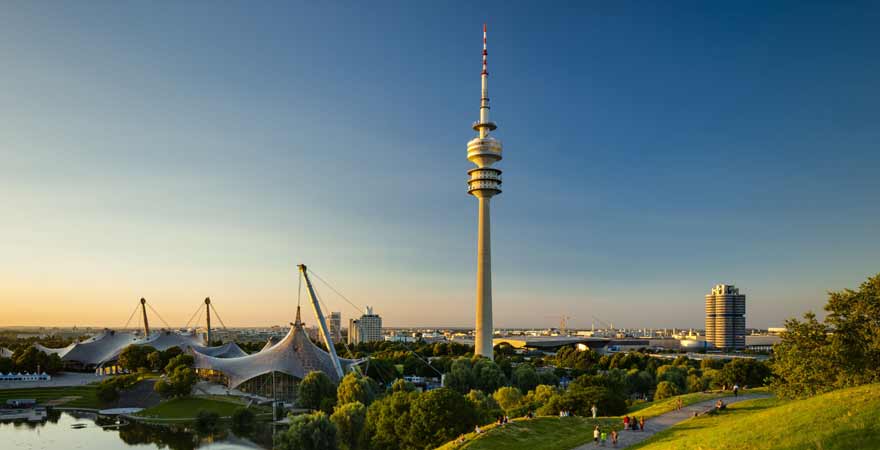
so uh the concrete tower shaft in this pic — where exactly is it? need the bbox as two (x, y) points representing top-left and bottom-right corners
(468, 24), (503, 359)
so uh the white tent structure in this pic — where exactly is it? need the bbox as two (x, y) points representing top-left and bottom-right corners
(0, 347), (14, 358)
(33, 329), (246, 371)
(193, 306), (361, 400)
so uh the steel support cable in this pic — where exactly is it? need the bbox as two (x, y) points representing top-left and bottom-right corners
(209, 304), (229, 329)
(146, 302), (172, 329)
(184, 303), (205, 329)
(313, 284), (356, 359)
(122, 301), (141, 330)
(308, 267), (441, 378)
(307, 268), (365, 314)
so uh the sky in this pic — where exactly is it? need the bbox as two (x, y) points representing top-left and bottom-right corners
(1, 2), (878, 330)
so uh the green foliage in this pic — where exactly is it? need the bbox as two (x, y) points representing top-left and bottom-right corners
(337, 373), (375, 406)
(330, 401), (366, 450)
(553, 346), (600, 372)
(154, 366), (196, 398)
(472, 358), (507, 393)
(511, 363), (540, 392)
(654, 381), (680, 400)
(522, 384), (558, 412)
(299, 371), (338, 413)
(118, 345), (157, 372)
(627, 369), (655, 395)
(409, 388), (478, 450)
(444, 357), (477, 394)
(194, 410), (220, 433)
(11, 346), (63, 374)
(391, 378), (416, 393)
(97, 383), (119, 403)
(656, 365), (687, 392)
(146, 351), (162, 371)
(715, 359), (771, 388)
(277, 411), (338, 450)
(539, 385), (626, 417)
(231, 407), (255, 432)
(164, 353), (194, 374)
(364, 390), (416, 450)
(492, 386), (524, 414)
(466, 389), (503, 424)
(772, 273), (880, 398)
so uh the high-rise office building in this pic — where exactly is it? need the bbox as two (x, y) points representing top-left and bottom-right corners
(328, 312), (341, 343)
(705, 284), (746, 350)
(347, 307), (382, 344)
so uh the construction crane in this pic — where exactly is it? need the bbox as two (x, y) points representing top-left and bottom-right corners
(544, 315), (572, 335)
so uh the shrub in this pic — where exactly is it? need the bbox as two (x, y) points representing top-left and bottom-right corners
(655, 381), (680, 400)
(97, 383), (119, 403)
(231, 407), (255, 432)
(195, 410), (220, 433)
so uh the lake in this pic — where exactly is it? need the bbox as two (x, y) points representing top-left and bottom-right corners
(0, 409), (277, 450)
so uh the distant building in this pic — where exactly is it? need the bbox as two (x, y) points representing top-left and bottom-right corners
(348, 307), (382, 344)
(329, 312), (342, 343)
(705, 284), (746, 351)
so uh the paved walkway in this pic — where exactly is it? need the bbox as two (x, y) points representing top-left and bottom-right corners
(573, 394), (769, 449)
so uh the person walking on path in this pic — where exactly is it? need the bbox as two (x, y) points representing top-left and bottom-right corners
(600, 431), (607, 447)
(591, 404), (598, 419)
(677, 398), (683, 410)
(733, 384), (739, 397)
(611, 429), (618, 447)
(593, 426), (600, 446)
(639, 416), (645, 431)
(623, 416), (630, 430)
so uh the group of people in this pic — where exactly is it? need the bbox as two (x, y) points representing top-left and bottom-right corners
(559, 409), (574, 417)
(592, 426), (619, 447)
(496, 415), (511, 426)
(622, 415), (645, 431)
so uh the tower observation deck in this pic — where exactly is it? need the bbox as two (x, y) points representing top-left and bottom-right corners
(468, 24), (503, 359)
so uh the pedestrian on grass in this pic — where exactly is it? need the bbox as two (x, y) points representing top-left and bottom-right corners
(591, 404), (598, 418)
(733, 384), (739, 397)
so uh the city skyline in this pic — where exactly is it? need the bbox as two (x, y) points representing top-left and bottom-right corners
(2, 2), (879, 329)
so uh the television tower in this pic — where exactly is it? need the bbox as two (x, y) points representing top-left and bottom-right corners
(467, 24), (503, 358)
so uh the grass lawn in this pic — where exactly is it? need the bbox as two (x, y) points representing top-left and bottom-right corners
(437, 416), (620, 450)
(134, 396), (253, 420)
(0, 385), (101, 409)
(629, 391), (736, 418)
(630, 384), (880, 450)
(437, 388), (766, 450)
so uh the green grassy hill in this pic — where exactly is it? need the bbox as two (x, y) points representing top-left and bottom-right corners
(0, 385), (100, 409)
(631, 384), (880, 450)
(436, 390), (739, 450)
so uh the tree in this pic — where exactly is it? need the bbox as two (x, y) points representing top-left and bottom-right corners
(97, 383), (119, 403)
(277, 411), (338, 450)
(364, 390), (416, 450)
(472, 358), (506, 393)
(687, 374), (707, 393)
(337, 373), (374, 406)
(512, 364), (540, 392)
(118, 345), (157, 372)
(492, 386), (524, 415)
(466, 390), (502, 424)
(656, 365), (687, 392)
(626, 369), (654, 396)
(391, 379), (416, 393)
(443, 357), (476, 394)
(771, 273), (880, 398)
(770, 312), (837, 398)
(408, 388), (477, 450)
(330, 401), (366, 450)
(299, 371), (338, 412)
(154, 365), (197, 398)
(522, 384), (557, 411)
(716, 359), (771, 388)
(654, 381), (680, 400)
(147, 351), (162, 371)
(195, 410), (220, 434)
(164, 353), (194, 374)
(231, 407), (256, 432)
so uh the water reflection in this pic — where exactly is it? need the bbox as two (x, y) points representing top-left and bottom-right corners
(0, 410), (275, 450)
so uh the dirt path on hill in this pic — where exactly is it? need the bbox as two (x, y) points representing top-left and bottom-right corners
(572, 394), (770, 449)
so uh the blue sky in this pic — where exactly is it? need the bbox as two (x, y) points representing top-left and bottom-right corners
(1, 2), (878, 328)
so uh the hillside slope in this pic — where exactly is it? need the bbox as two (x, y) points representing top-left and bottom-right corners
(631, 384), (880, 450)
